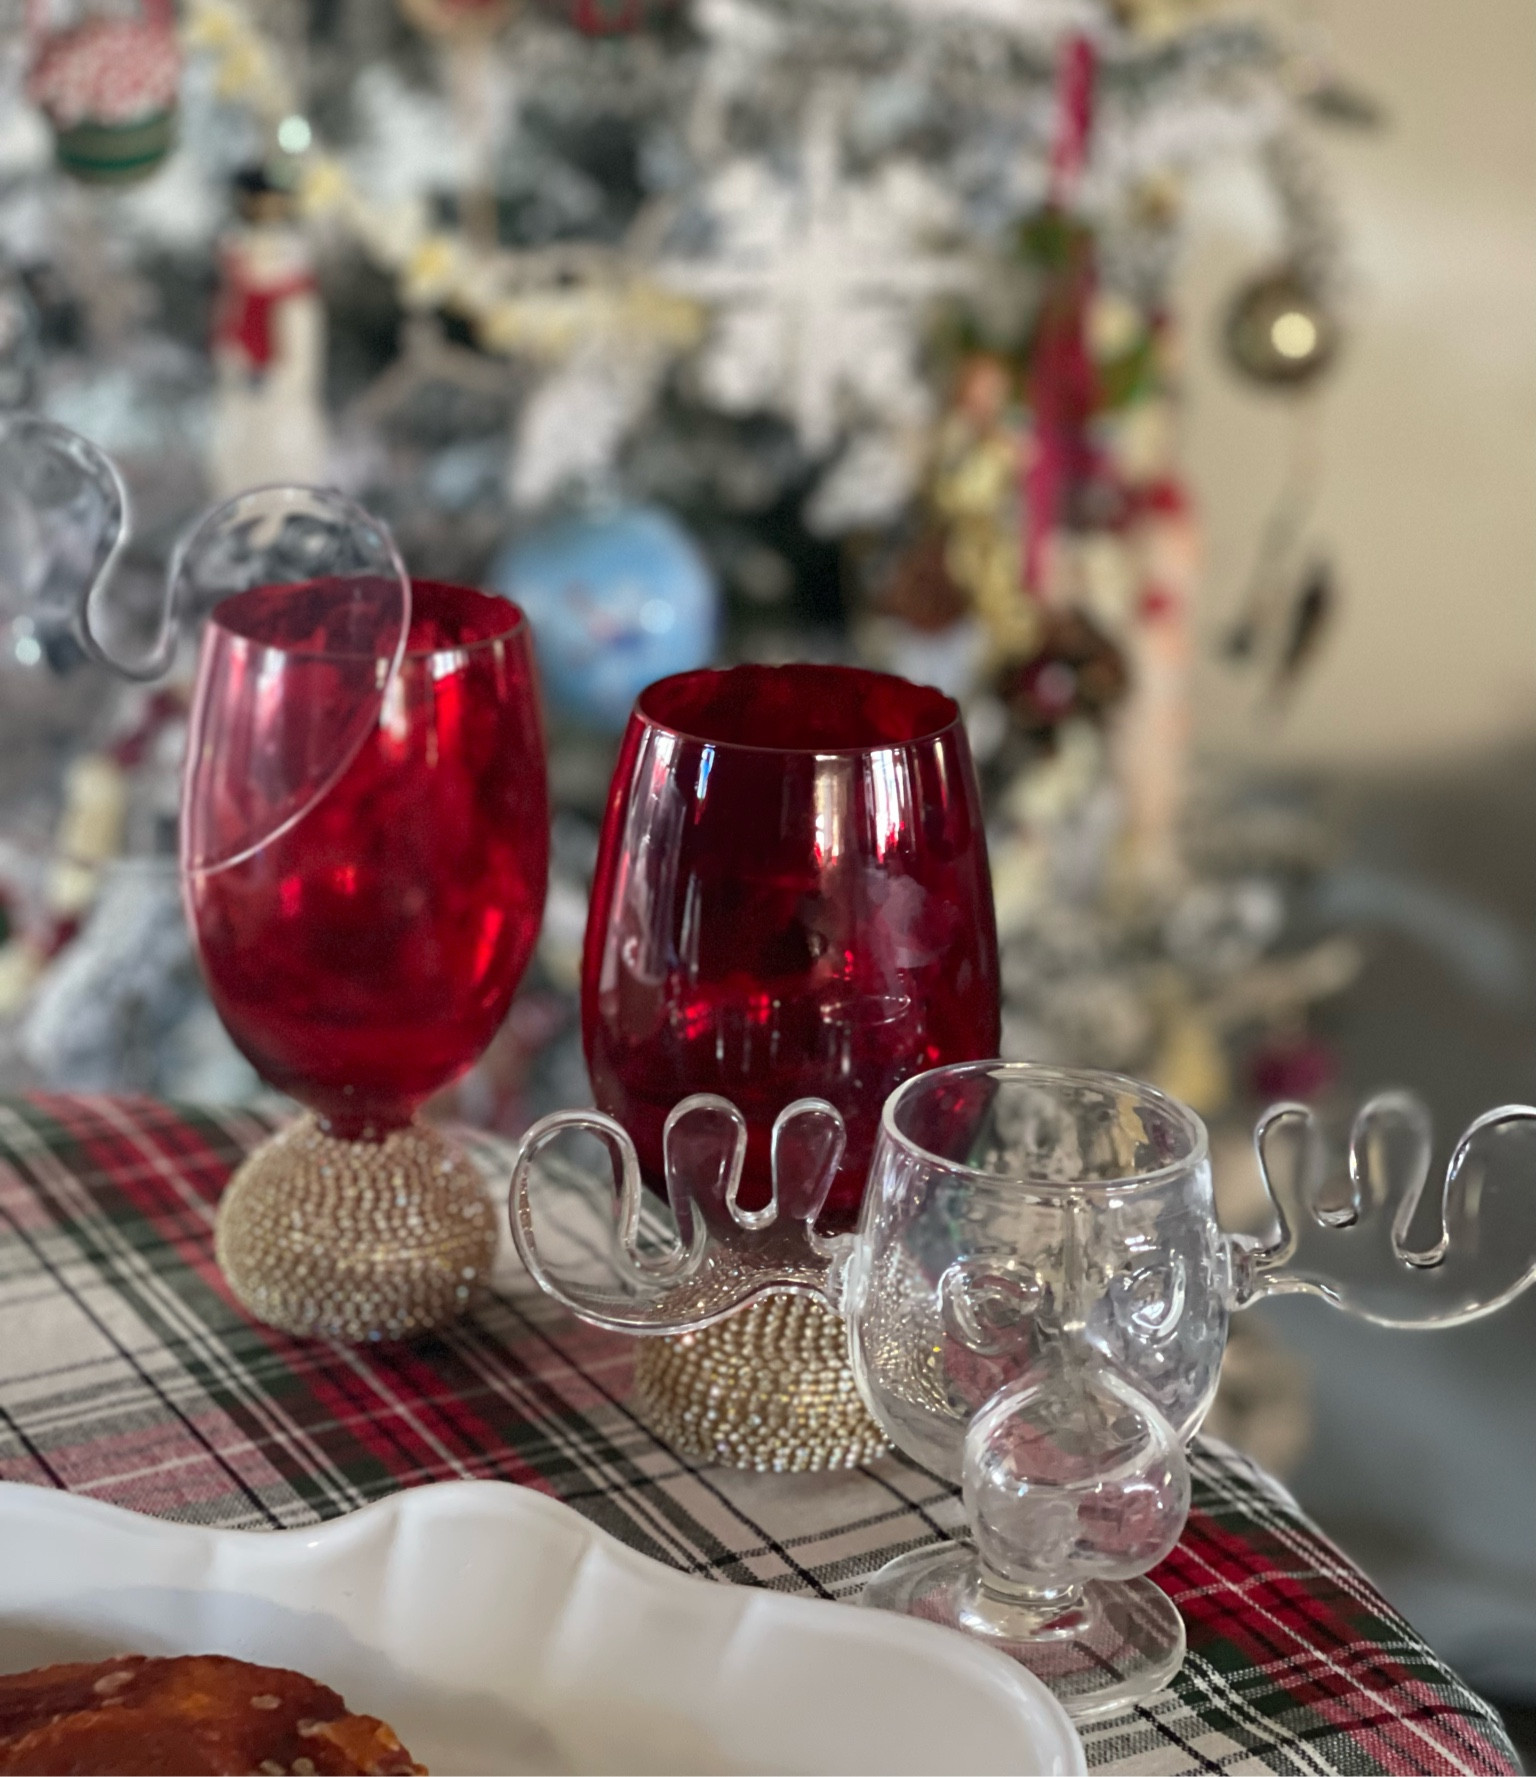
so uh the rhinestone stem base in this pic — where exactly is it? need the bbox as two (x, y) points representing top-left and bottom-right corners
(632, 1293), (890, 1472)
(215, 1116), (497, 1342)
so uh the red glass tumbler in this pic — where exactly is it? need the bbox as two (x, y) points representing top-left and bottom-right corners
(188, 577), (548, 1340)
(583, 663), (1001, 1231)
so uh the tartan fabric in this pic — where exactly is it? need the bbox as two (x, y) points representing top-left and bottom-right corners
(0, 1092), (1516, 1777)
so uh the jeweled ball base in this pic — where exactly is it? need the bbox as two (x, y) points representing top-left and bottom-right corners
(215, 1116), (497, 1342)
(633, 1294), (890, 1471)
(862, 1544), (1185, 1720)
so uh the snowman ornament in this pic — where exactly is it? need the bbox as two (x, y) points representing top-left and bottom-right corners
(210, 167), (328, 499)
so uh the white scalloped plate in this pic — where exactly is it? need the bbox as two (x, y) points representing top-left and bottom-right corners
(0, 1480), (1084, 1775)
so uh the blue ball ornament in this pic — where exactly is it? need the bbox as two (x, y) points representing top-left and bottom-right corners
(490, 504), (719, 732)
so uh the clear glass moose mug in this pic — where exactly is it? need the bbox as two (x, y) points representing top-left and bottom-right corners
(510, 1059), (1536, 1719)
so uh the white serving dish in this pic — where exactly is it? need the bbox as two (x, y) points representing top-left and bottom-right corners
(0, 1479), (1084, 1775)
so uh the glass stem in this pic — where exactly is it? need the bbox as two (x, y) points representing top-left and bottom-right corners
(975, 1568), (1087, 1629)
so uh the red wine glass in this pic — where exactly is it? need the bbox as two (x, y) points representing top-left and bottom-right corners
(178, 489), (547, 1341)
(582, 662), (1001, 1230)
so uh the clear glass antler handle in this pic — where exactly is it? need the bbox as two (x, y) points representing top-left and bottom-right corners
(0, 414), (141, 674)
(1228, 1092), (1536, 1326)
(508, 1095), (851, 1333)
(0, 414), (412, 693)
(511, 1084), (1536, 1340)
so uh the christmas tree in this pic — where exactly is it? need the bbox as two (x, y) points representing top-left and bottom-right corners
(0, 0), (1367, 1136)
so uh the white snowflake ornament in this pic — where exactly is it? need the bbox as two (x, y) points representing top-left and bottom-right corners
(659, 87), (974, 457)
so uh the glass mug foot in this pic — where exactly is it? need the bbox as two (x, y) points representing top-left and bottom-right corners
(215, 1116), (497, 1341)
(861, 1546), (1185, 1721)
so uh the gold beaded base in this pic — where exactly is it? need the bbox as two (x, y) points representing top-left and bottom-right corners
(215, 1115), (497, 1342)
(632, 1293), (890, 1472)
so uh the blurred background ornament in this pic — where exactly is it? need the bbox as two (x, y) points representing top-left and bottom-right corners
(925, 353), (1034, 664)
(1017, 205), (1102, 600)
(398, 0), (516, 38)
(210, 164), (327, 498)
(509, 344), (669, 513)
(490, 500), (719, 732)
(877, 529), (970, 637)
(567, 0), (648, 34)
(1221, 125), (1346, 396)
(1247, 1030), (1336, 1104)
(1269, 557), (1335, 700)
(997, 607), (1128, 742)
(1217, 181), (1342, 701)
(181, 0), (294, 131)
(658, 83), (973, 464)
(1223, 266), (1339, 390)
(398, 0), (520, 251)
(862, 527), (988, 702)
(1162, 877), (1285, 980)
(1106, 0), (1221, 41)
(26, 0), (181, 185)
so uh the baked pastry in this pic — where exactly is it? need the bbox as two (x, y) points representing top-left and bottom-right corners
(0, 1653), (426, 1775)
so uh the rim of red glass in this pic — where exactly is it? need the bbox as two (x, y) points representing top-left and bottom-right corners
(633, 663), (961, 755)
(208, 576), (528, 661)
(881, 1061), (1210, 1197)
(185, 580), (529, 879)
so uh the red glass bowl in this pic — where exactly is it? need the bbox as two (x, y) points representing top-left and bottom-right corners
(582, 662), (1001, 1226)
(184, 578), (548, 1137)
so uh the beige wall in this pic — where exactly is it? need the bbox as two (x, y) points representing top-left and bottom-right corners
(1179, 0), (1536, 768)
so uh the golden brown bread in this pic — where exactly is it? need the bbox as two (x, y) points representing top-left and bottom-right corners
(0, 1653), (426, 1776)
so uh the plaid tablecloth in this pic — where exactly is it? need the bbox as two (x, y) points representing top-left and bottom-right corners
(0, 1093), (1517, 1777)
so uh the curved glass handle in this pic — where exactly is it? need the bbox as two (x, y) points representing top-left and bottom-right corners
(1228, 1091), (1536, 1327)
(0, 418), (413, 705)
(177, 484), (413, 874)
(0, 414), (149, 677)
(507, 1096), (852, 1334)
